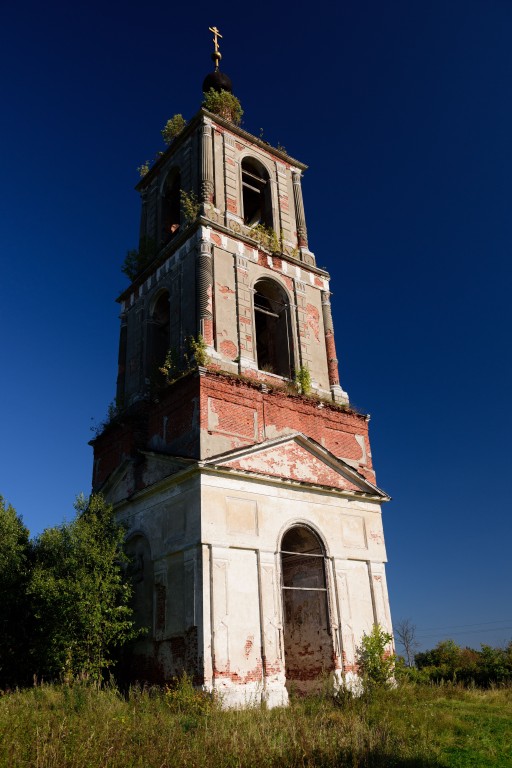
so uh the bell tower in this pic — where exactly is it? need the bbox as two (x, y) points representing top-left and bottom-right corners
(91, 31), (393, 706)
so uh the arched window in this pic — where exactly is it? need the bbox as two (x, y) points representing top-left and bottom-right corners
(148, 290), (170, 375)
(241, 157), (272, 227)
(161, 169), (181, 244)
(280, 526), (334, 692)
(254, 278), (293, 377)
(125, 534), (153, 634)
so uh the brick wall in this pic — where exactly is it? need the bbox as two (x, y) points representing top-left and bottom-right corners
(92, 369), (374, 494)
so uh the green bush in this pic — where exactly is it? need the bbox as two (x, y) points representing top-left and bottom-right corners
(295, 365), (312, 395)
(355, 624), (395, 689)
(180, 189), (200, 224)
(121, 237), (156, 281)
(161, 114), (187, 145)
(29, 494), (139, 684)
(202, 88), (243, 126)
(0, 497), (32, 687)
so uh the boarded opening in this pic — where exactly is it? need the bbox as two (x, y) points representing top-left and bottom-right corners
(281, 526), (334, 693)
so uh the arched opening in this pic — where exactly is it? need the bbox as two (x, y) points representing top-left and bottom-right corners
(125, 534), (153, 635)
(281, 526), (334, 693)
(161, 169), (181, 244)
(241, 157), (272, 228)
(148, 290), (170, 377)
(254, 278), (293, 377)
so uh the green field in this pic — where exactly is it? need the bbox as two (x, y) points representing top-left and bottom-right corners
(0, 682), (510, 767)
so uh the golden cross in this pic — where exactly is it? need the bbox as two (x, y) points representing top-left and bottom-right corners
(209, 26), (222, 55)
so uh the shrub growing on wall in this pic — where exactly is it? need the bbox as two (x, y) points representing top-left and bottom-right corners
(202, 88), (243, 126)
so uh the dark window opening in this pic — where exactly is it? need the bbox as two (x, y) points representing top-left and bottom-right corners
(161, 170), (181, 244)
(242, 158), (272, 227)
(254, 279), (293, 377)
(281, 526), (334, 692)
(148, 291), (170, 375)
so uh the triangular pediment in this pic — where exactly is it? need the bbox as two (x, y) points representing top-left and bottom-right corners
(205, 433), (389, 498)
(99, 453), (195, 505)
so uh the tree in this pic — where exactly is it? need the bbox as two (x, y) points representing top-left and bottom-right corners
(394, 618), (419, 667)
(415, 638), (461, 671)
(30, 494), (139, 683)
(0, 496), (32, 687)
(355, 624), (395, 688)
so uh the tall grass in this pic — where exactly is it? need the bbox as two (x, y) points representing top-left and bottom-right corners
(0, 678), (510, 767)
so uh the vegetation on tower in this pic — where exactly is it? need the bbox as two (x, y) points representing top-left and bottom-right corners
(121, 237), (156, 281)
(202, 88), (243, 126)
(161, 114), (187, 146)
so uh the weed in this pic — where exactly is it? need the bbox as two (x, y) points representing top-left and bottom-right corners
(0, 683), (511, 767)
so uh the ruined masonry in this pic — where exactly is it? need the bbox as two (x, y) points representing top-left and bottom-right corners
(91, 53), (393, 706)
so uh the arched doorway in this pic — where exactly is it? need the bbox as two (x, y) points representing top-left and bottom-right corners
(281, 526), (334, 693)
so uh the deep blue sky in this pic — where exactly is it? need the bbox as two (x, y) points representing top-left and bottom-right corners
(2, 1), (511, 652)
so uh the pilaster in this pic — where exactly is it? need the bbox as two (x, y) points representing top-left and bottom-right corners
(292, 170), (308, 248)
(196, 238), (214, 345)
(321, 290), (349, 404)
(200, 121), (214, 211)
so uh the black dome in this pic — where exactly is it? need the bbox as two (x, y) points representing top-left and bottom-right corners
(202, 69), (233, 94)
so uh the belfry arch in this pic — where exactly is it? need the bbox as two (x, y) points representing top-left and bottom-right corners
(241, 156), (273, 228)
(280, 525), (335, 693)
(254, 278), (294, 378)
(161, 168), (181, 244)
(147, 289), (170, 377)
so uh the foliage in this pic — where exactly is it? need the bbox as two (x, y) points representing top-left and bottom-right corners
(180, 189), (200, 224)
(161, 114), (187, 145)
(187, 334), (209, 367)
(159, 335), (210, 385)
(121, 237), (156, 281)
(202, 88), (243, 126)
(355, 624), (395, 689)
(414, 638), (512, 687)
(29, 495), (139, 684)
(250, 223), (281, 253)
(91, 400), (121, 437)
(159, 347), (180, 383)
(295, 365), (312, 395)
(137, 160), (151, 178)
(0, 497), (32, 688)
(165, 672), (214, 717)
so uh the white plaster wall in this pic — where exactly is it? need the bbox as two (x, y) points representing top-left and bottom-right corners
(199, 471), (392, 702)
(113, 466), (391, 701)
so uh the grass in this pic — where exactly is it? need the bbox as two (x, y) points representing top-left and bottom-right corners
(0, 681), (510, 767)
